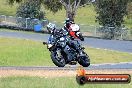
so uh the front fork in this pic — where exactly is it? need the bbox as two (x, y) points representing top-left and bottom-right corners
(56, 48), (62, 58)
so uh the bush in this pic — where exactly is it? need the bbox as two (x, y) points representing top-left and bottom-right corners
(130, 30), (132, 35)
(16, 0), (45, 29)
(94, 0), (129, 39)
(16, 0), (45, 20)
(94, 0), (129, 27)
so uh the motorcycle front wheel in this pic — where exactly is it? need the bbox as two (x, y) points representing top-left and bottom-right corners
(78, 52), (90, 67)
(51, 48), (66, 67)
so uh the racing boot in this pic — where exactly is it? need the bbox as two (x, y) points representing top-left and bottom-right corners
(67, 55), (72, 62)
(73, 44), (83, 55)
(67, 41), (82, 54)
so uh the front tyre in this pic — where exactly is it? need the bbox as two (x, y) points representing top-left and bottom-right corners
(51, 48), (66, 67)
(78, 52), (90, 67)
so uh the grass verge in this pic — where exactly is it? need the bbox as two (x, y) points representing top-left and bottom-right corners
(0, 37), (132, 66)
(0, 76), (131, 88)
(0, 37), (53, 66)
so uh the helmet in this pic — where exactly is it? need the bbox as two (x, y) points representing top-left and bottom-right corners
(70, 24), (80, 31)
(64, 18), (75, 29)
(64, 18), (74, 24)
(64, 18), (70, 24)
(47, 23), (56, 33)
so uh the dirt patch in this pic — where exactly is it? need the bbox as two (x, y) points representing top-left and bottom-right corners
(0, 70), (76, 78)
(86, 69), (132, 74)
(0, 69), (132, 78)
(83, 32), (93, 36)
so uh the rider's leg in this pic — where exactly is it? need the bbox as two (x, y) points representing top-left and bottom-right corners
(67, 41), (82, 54)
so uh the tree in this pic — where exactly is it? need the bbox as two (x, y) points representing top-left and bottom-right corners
(12, 0), (45, 29)
(16, 0), (44, 20)
(8, 0), (23, 4)
(93, 0), (129, 39)
(8, 0), (91, 21)
(44, 0), (91, 21)
(94, 0), (129, 27)
(127, 1), (132, 18)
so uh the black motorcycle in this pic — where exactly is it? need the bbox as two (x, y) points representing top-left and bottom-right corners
(43, 31), (90, 67)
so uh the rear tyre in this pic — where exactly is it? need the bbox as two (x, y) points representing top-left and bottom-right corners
(51, 48), (66, 67)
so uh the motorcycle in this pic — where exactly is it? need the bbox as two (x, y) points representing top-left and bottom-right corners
(43, 29), (90, 67)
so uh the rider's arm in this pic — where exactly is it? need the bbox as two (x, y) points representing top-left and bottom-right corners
(76, 31), (84, 41)
(48, 35), (54, 44)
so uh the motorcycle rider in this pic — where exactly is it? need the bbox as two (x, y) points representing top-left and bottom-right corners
(46, 23), (68, 49)
(46, 22), (83, 56)
(64, 18), (74, 30)
(46, 23), (56, 49)
(64, 18), (84, 41)
(45, 23), (90, 67)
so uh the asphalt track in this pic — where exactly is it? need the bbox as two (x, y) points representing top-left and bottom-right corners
(0, 31), (132, 53)
(0, 31), (132, 70)
(0, 62), (132, 70)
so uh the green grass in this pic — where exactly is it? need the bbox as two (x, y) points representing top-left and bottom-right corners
(0, 0), (18, 16)
(0, 76), (131, 88)
(86, 47), (132, 64)
(0, 37), (132, 66)
(0, 0), (131, 29)
(43, 5), (98, 26)
(0, 37), (54, 66)
(0, 0), (132, 32)
(0, 0), (97, 25)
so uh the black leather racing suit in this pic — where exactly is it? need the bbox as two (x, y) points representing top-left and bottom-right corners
(48, 28), (81, 54)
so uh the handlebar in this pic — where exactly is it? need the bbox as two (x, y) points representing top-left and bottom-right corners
(43, 42), (48, 45)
